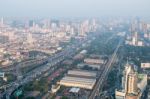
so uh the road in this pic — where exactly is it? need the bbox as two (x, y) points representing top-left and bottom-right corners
(1, 58), (47, 72)
(89, 38), (124, 99)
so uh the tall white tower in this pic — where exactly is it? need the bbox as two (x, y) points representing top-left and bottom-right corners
(27, 32), (34, 44)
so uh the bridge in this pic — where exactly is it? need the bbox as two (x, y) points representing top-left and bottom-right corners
(89, 38), (124, 99)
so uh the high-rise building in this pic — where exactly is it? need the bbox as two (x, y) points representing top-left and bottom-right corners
(0, 17), (4, 27)
(27, 32), (34, 45)
(122, 63), (133, 92)
(132, 32), (138, 45)
(127, 72), (138, 94)
(115, 63), (146, 99)
(142, 23), (147, 33)
(29, 20), (34, 27)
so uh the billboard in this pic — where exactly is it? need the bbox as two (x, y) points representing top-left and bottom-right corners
(141, 63), (150, 69)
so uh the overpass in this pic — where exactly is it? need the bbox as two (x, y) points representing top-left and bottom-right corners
(89, 38), (124, 99)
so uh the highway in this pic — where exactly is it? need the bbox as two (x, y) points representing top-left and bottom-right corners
(1, 58), (47, 72)
(88, 38), (124, 99)
(0, 33), (97, 98)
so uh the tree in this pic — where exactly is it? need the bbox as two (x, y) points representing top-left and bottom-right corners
(61, 96), (68, 99)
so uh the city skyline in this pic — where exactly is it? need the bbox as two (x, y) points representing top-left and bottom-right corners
(0, 0), (150, 18)
(0, 1), (150, 98)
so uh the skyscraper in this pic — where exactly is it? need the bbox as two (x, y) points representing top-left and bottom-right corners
(116, 63), (140, 99)
(27, 32), (34, 45)
(127, 72), (138, 94)
(132, 32), (138, 46)
(122, 63), (133, 92)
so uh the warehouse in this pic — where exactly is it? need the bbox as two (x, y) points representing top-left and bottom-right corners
(67, 70), (96, 77)
(59, 76), (96, 90)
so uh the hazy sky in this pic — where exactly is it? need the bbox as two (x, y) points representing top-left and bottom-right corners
(0, 0), (150, 17)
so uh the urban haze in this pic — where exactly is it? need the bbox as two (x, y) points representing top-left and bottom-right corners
(0, 0), (150, 99)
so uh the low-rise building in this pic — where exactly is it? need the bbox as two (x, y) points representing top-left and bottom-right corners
(137, 74), (147, 93)
(84, 58), (105, 64)
(59, 76), (96, 90)
(69, 87), (80, 93)
(77, 63), (101, 70)
(67, 70), (96, 77)
(51, 84), (61, 94)
(0, 72), (5, 78)
(59, 69), (97, 90)
(141, 63), (150, 69)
